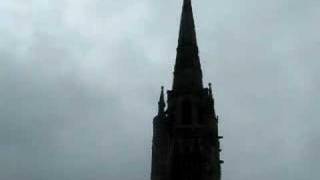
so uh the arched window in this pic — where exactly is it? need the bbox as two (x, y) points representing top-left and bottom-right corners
(181, 99), (192, 124)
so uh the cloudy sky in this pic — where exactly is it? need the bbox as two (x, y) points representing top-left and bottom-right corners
(0, 0), (319, 179)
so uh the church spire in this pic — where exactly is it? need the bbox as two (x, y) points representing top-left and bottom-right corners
(178, 0), (197, 47)
(173, 0), (203, 91)
(151, 1), (222, 180)
(158, 86), (165, 115)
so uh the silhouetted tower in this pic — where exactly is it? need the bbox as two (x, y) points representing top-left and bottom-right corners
(151, 0), (223, 180)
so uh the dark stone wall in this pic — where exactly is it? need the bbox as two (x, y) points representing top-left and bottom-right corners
(151, 87), (222, 180)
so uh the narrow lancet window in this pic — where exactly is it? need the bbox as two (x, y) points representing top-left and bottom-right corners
(182, 99), (192, 125)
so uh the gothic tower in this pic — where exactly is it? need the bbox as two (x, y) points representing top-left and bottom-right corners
(151, 0), (223, 180)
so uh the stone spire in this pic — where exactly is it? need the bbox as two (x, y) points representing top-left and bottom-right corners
(178, 0), (197, 47)
(173, 0), (203, 91)
(151, 1), (222, 180)
(158, 86), (165, 115)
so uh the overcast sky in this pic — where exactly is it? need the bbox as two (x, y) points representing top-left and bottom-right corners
(0, 0), (319, 180)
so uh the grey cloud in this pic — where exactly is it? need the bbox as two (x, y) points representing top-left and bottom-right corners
(0, 0), (319, 180)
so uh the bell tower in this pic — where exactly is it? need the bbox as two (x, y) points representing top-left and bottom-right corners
(151, 0), (223, 180)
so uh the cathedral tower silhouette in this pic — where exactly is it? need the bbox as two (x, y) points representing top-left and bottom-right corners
(151, 0), (223, 180)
